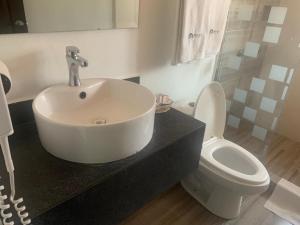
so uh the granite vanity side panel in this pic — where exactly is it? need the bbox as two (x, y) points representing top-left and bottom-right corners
(32, 128), (204, 225)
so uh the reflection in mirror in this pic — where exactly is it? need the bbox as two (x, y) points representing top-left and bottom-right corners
(0, 0), (139, 34)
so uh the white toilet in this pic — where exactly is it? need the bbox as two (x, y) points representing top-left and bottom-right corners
(181, 82), (270, 219)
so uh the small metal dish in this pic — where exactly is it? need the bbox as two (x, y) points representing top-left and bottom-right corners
(156, 94), (173, 114)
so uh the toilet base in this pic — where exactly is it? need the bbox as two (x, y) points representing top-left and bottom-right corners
(206, 186), (242, 219)
(181, 173), (243, 219)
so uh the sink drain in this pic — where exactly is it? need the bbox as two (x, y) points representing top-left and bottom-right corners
(93, 118), (107, 125)
(79, 91), (87, 99)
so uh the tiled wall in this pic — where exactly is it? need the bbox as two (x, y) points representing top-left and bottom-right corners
(215, 0), (295, 142)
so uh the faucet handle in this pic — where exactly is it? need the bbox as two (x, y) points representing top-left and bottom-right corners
(66, 46), (80, 56)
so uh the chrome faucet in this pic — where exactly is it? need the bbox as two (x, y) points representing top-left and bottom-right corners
(66, 46), (88, 87)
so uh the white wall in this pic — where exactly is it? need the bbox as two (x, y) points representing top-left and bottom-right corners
(0, 30), (138, 103)
(141, 57), (215, 103)
(0, 0), (216, 104)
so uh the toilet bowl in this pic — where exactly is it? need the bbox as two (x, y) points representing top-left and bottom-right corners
(181, 82), (270, 219)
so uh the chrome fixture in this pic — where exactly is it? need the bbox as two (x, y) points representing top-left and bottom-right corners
(66, 46), (88, 87)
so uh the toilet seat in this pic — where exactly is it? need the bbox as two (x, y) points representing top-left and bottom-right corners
(200, 138), (269, 185)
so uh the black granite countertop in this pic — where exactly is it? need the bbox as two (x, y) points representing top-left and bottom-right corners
(0, 108), (205, 225)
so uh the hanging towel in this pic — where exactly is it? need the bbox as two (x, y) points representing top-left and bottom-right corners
(175, 0), (231, 64)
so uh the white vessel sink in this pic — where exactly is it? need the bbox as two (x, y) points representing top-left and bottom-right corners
(33, 78), (156, 164)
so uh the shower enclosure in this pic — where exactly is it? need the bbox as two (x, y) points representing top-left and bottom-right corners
(215, 0), (300, 150)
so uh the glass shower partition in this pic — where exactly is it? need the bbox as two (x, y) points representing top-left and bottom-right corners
(214, 0), (298, 159)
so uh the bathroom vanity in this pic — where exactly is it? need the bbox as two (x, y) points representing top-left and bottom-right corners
(0, 93), (205, 225)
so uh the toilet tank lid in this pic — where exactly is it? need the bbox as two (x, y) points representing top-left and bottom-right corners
(194, 82), (226, 142)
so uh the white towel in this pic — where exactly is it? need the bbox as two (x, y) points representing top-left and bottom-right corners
(264, 179), (300, 225)
(175, 0), (231, 64)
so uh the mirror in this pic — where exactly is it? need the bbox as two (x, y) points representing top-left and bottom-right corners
(0, 0), (139, 34)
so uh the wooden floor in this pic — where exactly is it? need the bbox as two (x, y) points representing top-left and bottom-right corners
(120, 126), (300, 225)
